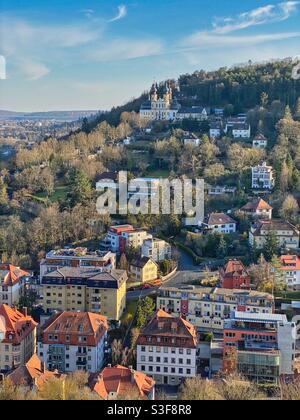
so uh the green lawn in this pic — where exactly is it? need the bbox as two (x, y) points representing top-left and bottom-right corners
(33, 185), (69, 203)
(145, 168), (170, 178)
(275, 291), (300, 300)
(121, 298), (139, 325)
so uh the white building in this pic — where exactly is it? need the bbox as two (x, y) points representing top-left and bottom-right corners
(205, 212), (237, 234)
(141, 238), (172, 262)
(0, 264), (30, 307)
(182, 132), (200, 147)
(176, 106), (209, 121)
(38, 311), (108, 374)
(280, 255), (300, 290)
(209, 123), (222, 139)
(157, 286), (274, 333)
(136, 310), (197, 386)
(40, 248), (116, 280)
(101, 225), (152, 253)
(253, 133), (268, 149)
(252, 162), (275, 190)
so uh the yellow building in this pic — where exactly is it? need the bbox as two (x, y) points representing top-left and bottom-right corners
(41, 268), (127, 321)
(249, 219), (299, 250)
(0, 304), (37, 372)
(129, 257), (158, 284)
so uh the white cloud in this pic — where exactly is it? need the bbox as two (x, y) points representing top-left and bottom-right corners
(182, 31), (300, 49)
(212, 1), (299, 34)
(109, 5), (127, 22)
(88, 38), (163, 62)
(21, 60), (50, 80)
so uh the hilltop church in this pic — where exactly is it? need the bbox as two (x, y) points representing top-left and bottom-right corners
(140, 82), (208, 122)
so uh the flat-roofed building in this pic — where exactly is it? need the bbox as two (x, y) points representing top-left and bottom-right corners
(157, 286), (274, 333)
(40, 248), (116, 280)
(223, 311), (296, 384)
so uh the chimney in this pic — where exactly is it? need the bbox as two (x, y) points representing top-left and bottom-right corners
(42, 362), (46, 374)
(22, 307), (28, 317)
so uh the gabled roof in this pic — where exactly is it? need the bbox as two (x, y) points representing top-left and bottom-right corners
(207, 212), (236, 226)
(130, 257), (157, 269)
(241, 198), (273, 212)
(220, 259), (249, 278)
(89, 365), (155, 400)
(8, 354), (65, 388)
(280, 255), (300, 271)
(0, 264), (29, 286)
(254, 133), (268, 141)
(0, 304), (37, 345)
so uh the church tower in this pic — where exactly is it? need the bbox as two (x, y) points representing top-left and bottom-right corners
(150, 83), (158, 102)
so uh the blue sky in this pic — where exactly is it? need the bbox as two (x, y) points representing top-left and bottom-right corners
(0, 0), (300, 111)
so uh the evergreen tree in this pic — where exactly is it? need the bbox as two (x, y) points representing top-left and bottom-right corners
(263, 230), (279, 261)
(284, 105), (293, 121)
(68, 170), (92, 206)
(295, 97), (300, 121)
(0, 177), (8, 206)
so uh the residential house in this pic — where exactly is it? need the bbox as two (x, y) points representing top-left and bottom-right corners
(253, 133), (268, 149)
(176, 106), (209, 121)
(89, 365), (155, 400)
(252, 162), (275, 190)
(101, 225), (152, 253)
(0, 305), (37, 372)
(41, 267), (127, 321)
(8, 354), (65, 388)
(240, 198), (273, 220)
(129, 257), (158, 284)
(141, 238), (172, 262)
(206, 185), (236, 196)
(38, 311), (108, 374)
(0, 264), (30, 306)
(136, 310), (197, 386)
(223, 311), (296, 384)
(219, 259), (251, 290)
(205, 212), (237, 234)
(182, 132), (201, 147)
(157, 286), (274, 333)
(280, 255), (300, 290)
(249, 219), (299, 250)
(95, 172), (118, 191)
(209, 122), (222, 139)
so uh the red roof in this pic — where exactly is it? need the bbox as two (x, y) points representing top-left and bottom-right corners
(8, 354), (65, 388)
(42, 311), (108, 346)
(280, 255), (300, 271)
(241, 198), (272, 212)
(221, 259), (249, 277)
(254, 133), (268, 141)
(0, 304), (37, 345)
(0, 264), (29, 286)
(137, 309), (197, 349)
(89, 365), (155, 400)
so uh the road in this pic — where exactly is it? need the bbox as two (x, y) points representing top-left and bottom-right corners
(127, 248), (205, 300)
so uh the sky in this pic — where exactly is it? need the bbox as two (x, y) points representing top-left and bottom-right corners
(0, 0), (300, 112)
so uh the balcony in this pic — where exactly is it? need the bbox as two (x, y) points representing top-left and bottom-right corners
(76, 360), (87, 366)
(76, 352), (87, 357)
